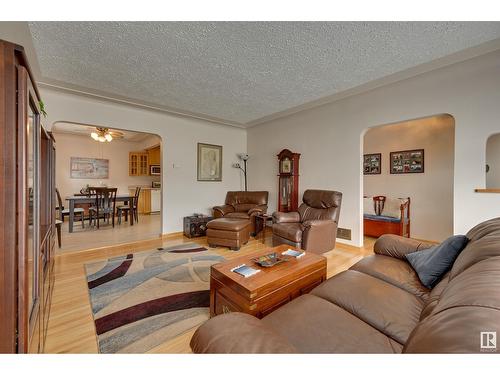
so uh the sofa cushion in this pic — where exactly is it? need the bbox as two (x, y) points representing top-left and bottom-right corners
(451, 232), (500, 279)
(262, 294), (403, 353)
(190, 312), (297, 353)
(224, 212), (250, 220)
(419, 272), (451, 321)
(364, 214), (401, 223)
(404, 256), (500, 353)
(363, 197), (376, 216)
(382, 197), (407, 218)
(225, 191), (268, 206)
(233, 203), (256, 212)
(302, 189), (342, 209)
(272, 222), (303, 242)
(406, 235), (469, 288)
(350, 254), (430, 299)
(310, 270), (423, 344)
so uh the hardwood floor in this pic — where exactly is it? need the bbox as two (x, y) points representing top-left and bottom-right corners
(57, 213), (162, 254)
(44, 231), (375, 353)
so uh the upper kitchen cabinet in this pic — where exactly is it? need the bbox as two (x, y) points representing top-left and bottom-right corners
(129, 152), (149, 176)
(147, 145), (161, 168)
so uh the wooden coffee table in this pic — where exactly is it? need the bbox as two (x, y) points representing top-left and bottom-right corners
(210, 244), (327, 318)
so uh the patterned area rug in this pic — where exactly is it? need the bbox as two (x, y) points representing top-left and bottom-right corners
(84, 243), (224, 353)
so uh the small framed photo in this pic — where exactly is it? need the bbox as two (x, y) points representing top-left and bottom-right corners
(363, 153), (381, 175)
(390, 149), (424, 174)
(197, 143), (222, 181)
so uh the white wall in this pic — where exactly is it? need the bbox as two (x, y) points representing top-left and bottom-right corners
(53, 132), (159, 199)
(363, 115), (454, 242)
(486, 133), (500, 188)
(42, 88), (247, 234)
(248, 49), (500, 247)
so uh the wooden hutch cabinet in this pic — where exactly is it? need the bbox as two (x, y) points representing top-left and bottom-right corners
(0, 39), (55, 353)
(277, 149), (301, 212)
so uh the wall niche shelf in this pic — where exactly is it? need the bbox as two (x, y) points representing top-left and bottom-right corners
(474, 188), (500, 193)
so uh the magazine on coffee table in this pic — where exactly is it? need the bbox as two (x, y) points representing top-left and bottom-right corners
(282, 249), (305, 258)
(231, 264), (261, 278)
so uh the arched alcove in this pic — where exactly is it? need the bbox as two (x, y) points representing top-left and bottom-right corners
(361, 114), (455, 242)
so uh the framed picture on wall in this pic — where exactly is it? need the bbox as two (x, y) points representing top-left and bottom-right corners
(363, 153), (381, 175)
(197, 143), (222, 181)
(70, 157), (109, 179)
(390, 149), (424, 174)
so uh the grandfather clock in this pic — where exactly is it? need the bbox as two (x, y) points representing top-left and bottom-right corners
(277, 149), (301, 212)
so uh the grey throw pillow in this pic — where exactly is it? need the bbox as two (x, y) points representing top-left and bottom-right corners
(405, 235), (469, 289)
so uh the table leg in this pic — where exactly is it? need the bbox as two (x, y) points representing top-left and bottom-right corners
(262, 219), (266, 244)
(69, 200), (75, 233)
(129, 199), (133, 226)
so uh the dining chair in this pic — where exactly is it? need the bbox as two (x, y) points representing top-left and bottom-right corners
(55, 219), (62, 248)
(88, 187), (118, 229)
(55, 188), (85, 228)
(117, 186), (141, 225)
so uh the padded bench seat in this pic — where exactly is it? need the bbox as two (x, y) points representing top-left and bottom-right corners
(364, 214), (402, 223)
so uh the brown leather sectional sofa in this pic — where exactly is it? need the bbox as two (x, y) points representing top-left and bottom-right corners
(213, 191), (269, 234)
(191, 217), (500, 353)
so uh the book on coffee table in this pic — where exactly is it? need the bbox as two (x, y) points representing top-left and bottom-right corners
(231, 264), (261, 278)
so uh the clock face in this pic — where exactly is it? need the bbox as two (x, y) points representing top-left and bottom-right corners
(281, 158), (292, 173)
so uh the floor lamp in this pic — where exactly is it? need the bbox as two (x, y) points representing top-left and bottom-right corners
(233, 153), (249, 191)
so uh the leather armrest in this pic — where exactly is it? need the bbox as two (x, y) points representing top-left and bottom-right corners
(374, 234), (435, 259)
(248, 204), (268, 216)
(302, 220), (337, 252)
(190, 313), (297, 353)
(302, 219), (336, 229)
(212, 204), (235, 217)
(272, 211), (301, 224)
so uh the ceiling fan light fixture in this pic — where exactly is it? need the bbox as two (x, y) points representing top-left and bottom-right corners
(91, 127), (114, 143)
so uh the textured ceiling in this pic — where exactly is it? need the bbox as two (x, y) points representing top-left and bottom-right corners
(29, 22), (500, 126)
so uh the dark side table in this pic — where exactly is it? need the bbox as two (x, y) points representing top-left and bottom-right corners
(255, 214), (274, 244)
(183, 215), (213, 238)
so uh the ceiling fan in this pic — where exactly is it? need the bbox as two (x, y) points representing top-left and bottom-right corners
(90, 127), (124, 142)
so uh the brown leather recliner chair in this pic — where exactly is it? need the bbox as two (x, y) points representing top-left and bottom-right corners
(272, 189), (342, 253)
(213, 191), (269, 235)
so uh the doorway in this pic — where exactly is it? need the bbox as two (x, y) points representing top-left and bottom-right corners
(51, 122), (163, 253)
(362, 114), (455, 243)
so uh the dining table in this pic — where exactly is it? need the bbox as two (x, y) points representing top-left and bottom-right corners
(65, 194), (134, 233)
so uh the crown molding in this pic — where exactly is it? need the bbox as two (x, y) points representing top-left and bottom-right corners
(37, 80), (247, 129)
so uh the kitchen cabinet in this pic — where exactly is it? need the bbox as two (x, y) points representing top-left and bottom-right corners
(147, 145), (161, 168)
(129, 152), (149, 176)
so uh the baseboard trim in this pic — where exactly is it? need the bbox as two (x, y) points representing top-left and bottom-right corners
(161, 231), (183, 239)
